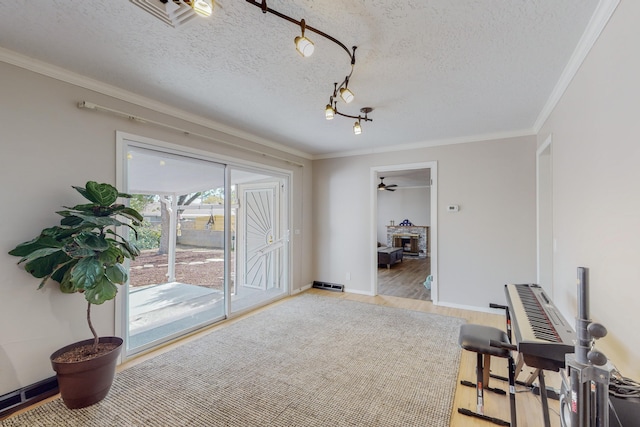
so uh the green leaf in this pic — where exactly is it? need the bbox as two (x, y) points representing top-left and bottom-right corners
(59, 267), (79, 293)
(9, 235), (64, 257)
(62, 203), (98, 213)
(51, 259), (78, 284)
(62, 213), (123, 228)
(99, 245), (124, 265)
(63, 241), (96, 259)
(70, 257), (103, 290)
(72, 185), (92, 202)
(40, 259), (76, 289)
(105, 264), (127, 284)
(84, 275), (118, 305)
(59, 215), (84, 227)
(75, 232), (110, 251)
(117, 239), (140, 259)
(85, 181), (119, 206)
(111, 206), (144, 223)
(108, 222), (139, 240)
(41, 225), (78, 240)
(17, 247), (63, 265)
(24, 250), (71, 279)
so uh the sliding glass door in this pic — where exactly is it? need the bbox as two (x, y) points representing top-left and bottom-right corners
(119, 139), (289, 355)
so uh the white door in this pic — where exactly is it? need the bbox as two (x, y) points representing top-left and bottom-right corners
(238, 182), (281, 290)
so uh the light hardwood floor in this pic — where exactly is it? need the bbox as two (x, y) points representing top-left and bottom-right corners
(7, 289), (561, 426)
(378, 256), (431, 300)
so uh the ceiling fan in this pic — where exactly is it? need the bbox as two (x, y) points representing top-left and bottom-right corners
(378, 177), (398, 191)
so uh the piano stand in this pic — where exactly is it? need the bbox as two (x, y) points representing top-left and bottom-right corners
(514, 353), (556, 427)
(492, 355), (562, 400)
(458, 324), (518, 427)
(492, 367), (555, 426)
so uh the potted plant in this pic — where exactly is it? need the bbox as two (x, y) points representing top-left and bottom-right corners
(8, 181), (142, 409)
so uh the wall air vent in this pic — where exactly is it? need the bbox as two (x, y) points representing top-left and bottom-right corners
(130, 0), (199, 28)
(312, 281), (344, 292)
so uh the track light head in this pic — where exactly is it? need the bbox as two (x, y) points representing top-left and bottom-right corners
(192, 0), (213, 17)
(353, 120), (362, 135)
(325, 104), (335, 120)
(295, 36), (315, 57)
(295, 19), (314, 57)
(340, 87), (355, 103)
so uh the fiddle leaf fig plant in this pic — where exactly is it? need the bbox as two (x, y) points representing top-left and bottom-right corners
(8, 181), (143, 351)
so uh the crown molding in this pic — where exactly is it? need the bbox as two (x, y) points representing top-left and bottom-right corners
(533, 0), (620, 132)
(0, 47), (313, 161)
(313, 129), (536, 160)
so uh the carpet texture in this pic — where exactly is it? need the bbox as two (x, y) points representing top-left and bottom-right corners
(3, 293), (464, 426)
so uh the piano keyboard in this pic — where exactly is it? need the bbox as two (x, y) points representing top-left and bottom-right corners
(505, 284), (575, 370)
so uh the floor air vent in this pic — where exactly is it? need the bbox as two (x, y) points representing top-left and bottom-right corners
(312, 281), (344, 292)
(0, 376), (58, 418)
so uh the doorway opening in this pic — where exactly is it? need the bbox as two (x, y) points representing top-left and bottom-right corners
(371, 162), (438, 302)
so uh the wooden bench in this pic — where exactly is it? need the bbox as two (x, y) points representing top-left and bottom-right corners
(377, 247), (403, 269)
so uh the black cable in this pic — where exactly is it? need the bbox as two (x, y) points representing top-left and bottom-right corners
(609, 368), (640, 399)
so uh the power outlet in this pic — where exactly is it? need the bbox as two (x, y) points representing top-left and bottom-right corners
(346, 272), (351, 281)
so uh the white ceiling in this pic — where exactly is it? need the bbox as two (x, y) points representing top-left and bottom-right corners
(0, 0), (601, 158)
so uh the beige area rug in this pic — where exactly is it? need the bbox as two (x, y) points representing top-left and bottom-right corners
(3, 293), (464, 427)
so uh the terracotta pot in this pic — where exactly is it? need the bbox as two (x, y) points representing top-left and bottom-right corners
(50, 336), (123, 409)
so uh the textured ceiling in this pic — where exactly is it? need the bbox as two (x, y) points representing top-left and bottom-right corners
(0, 0), (600, 157)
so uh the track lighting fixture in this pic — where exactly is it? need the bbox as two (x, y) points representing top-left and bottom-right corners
(294, 19), (315, 57)
(246, 0), (375, 135)
(141, 1), (375, 134)
(325, 87), (372, 134)
(192, 0), (213, 17)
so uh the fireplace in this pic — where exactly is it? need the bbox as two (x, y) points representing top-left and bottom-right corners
(387, 226), (428, 257)
(393, 234), (419, 255)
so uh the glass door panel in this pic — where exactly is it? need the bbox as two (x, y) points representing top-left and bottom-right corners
(125, 145), (226, 354)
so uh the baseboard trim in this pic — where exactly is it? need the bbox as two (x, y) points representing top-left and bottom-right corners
(0, 376), (58, 419)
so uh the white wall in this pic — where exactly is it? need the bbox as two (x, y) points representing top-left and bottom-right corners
(313, 135), (537, 307)
(0, 61), (313, 395)
(377, 187), (430, 245)
(538, 0), (640, 380)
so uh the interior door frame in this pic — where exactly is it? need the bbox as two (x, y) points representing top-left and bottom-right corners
(370, 161), (438, 303)
(536, 135), (553, 296)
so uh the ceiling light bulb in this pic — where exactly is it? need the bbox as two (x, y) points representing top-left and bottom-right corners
(325, 104), (335, 120)
(353, 121), (362, 135)
(295, 36), (315, 57)
(192, 0), (213, 17)
(340, 87), (354, 103)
